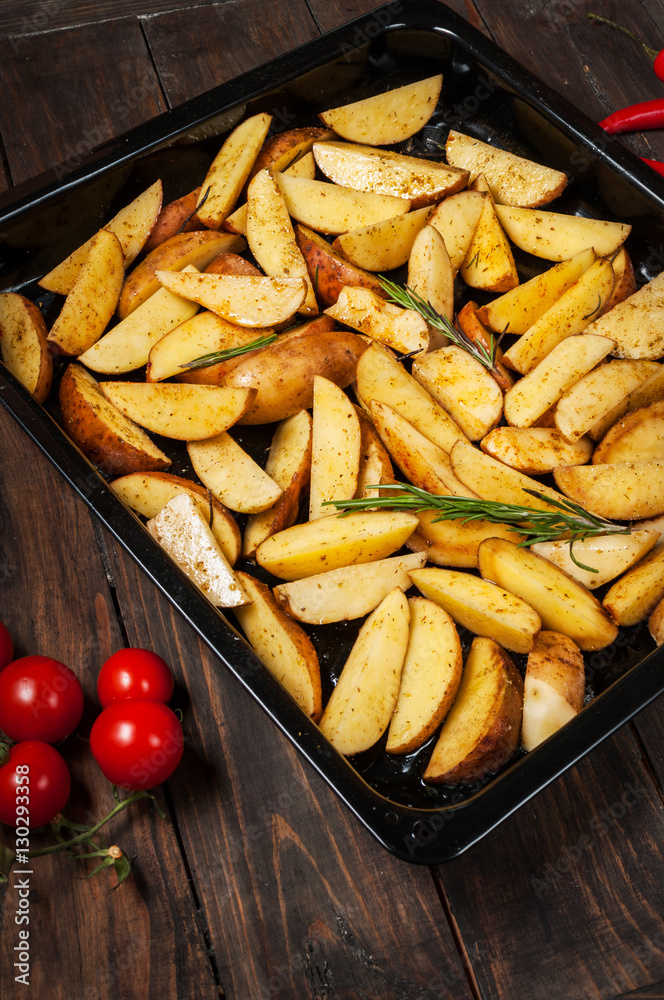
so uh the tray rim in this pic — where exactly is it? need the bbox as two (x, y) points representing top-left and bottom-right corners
(2, 0), (664, 864)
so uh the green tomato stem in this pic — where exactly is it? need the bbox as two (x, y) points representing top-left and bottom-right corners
(26, 791), (151, 858)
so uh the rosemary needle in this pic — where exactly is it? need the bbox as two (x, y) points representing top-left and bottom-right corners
(324, 484), (631, 573)
(180, 332), (277, 371)
(378, 276), (501, 377)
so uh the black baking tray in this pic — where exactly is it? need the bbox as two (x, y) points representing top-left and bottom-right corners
(2, 0), (664, 863)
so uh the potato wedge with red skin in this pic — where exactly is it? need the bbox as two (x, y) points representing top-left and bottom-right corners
(295, 224), (384, 307)
(142, 187), (203, 254)
(318, 75), (442, 146)
(242, 409), (312, 557)
(249, 126), (333, 180)
(332, 207), (432, 273)
(233, 572), (322, 722)
(222, 318), (368, 424)
(522, 632), (585, 751)
(195, 112), (273, 229)
(648, 596), (664, 645)
(412, 345), (504, 441)
(147, 310), (267, 384)
(276, 174), (411, 234)
(592, 400), (664, 464)
(110, 470), (241, 565)
(0, 292), (52, 403)
(386, 597), (463, 755)
(118, 230), (245, 319)
(59, 363), (170, 475)
(428, 191), (485, 274)
(325, 286), (429, 355)
(455, 301), (513, 393)
(47, 229), (124, 356)
(423, 637), (523, 784)
(480, 426), (593, 475)
(156, 271), (306, 328)
(460, 194), (518, 294)
(602, 544), (664, 627)
(318, 589), (411, 755)
(203, 252), (261, 277)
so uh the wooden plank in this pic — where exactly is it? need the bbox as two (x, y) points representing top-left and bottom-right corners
(306, 0), (487, 35)
(0, 0), (222, 36)
(438, 731), (664, 1000)
(142, 0), (319, 108)
(103, 537), (473, 1000)
(0, 19), (165, 185)
(0, 407), (216, 1000)
(472, 0), (664, 161)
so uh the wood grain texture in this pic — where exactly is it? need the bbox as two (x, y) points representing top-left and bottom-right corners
(103, 534), (474, 1000)
(0, 407), (216, 1000)
(0, 0), (223, 37)
(306, 0), (487, 35)
(440, 732), (664, 1000)
(143, 0), (319, 108)
(0, 19), (165, 185)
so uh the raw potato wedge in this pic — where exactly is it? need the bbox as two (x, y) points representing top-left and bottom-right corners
(602, 246), (637, 313)
(386, 597), (463, 755)
(368, 400), (477, 497)
(318, 74), (442, 145)
(254, 510), (419, 581)
(423, 636), (523, 784)
(445, 130), (568, 207)
(554, 462), (664, 520)
(146, 493), (248, 607)
(406, 508), (522, 569)
(555, 359), (661, 443)
(478, 537), (619, 651)
(0, 292), (52, 402)
(39, 180), (164, 294)
(502, 257), (615, 374)
(59, 364), (170, 475)
(648, 596), (664, 645)
(318, 589), (411, 756)
(110, 470), (241, 565)
(582, 270), (664, 360)
(146, 311), (264, 383)
(273, 551), (426, 624)
(143, 187), (202, 254)
(332, 206), (432, 272)
(188, 432), (283, 513)
(233, 572), (322, 721)
(409, 566), (541, 654)
(602, 544), (664, 626)
(99, 382), (256, 440)
(477, 248), (597, 335)
(313, 141), (468, 207)
(411, 345), (503, 440)
(521, 632), (585, 751)
(195, 112), (272, 228)
(155, 271), (306, 327)
(222, 318), (367, 424)
(356, 407), (394, 498)
(460, 193), (519, 293)
(78, 264), (200, 374)
(481, 426), (593, 475)
(354, 343), (469, 454)
(250, 126), (334, 179)
(428, 190), (485, 274)
(531, 529), (659, 590)
(503, 334), (615, 428)
(246, 168), (317, 314)
(494, 204), (631, 261)
(455, 302), (514, 393)
(593, 400), (664, 464)
(47, 230), (124, 356)
(450, 439), (571, 511)
(295, 224), (385, 306)
(276, 173), (410, 234)
(242, 409), (312, 557)
(407, 225), (454, 335)
(589, 364), (664, 441)
(118, 231), (245, 319)
(325, 286), (429, 355)
(309, 377), (361, 520)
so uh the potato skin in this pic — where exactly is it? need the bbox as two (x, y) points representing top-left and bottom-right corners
(59, 364), (170, 476)
(295, 224), (384, 307)
(143, 187), (204, 253)
(250, 127), (332, 180)
(223, 324), (369, 424)
(0, 293), (53, 403)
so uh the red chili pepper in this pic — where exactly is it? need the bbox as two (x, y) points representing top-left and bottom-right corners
(642, 157), (664, 176)
(655, 48), (664, 83)
(599, 99), (664, 134)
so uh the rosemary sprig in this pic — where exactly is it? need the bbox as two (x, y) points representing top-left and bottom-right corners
(378, 276), (501, 377)
(180, 332), (277, 371)
(324, 484), (631, 572)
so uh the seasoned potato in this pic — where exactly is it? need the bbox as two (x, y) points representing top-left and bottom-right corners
(318, 75), (442, 145)
(0, 292), (52, 403)
(295, 224), (384, 306)
(592, 400), (664, 464)
(522, 632), (585, 751)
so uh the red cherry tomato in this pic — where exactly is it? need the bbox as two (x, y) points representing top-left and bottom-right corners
(0, 741), (71, 828)
(90, 700), (184, 791)
(0, 656), (84, 744)
(0, 622), (13, 672)
(97, 648), (174, 708)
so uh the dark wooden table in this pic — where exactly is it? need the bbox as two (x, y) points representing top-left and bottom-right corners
(2, 2), (664, 998)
